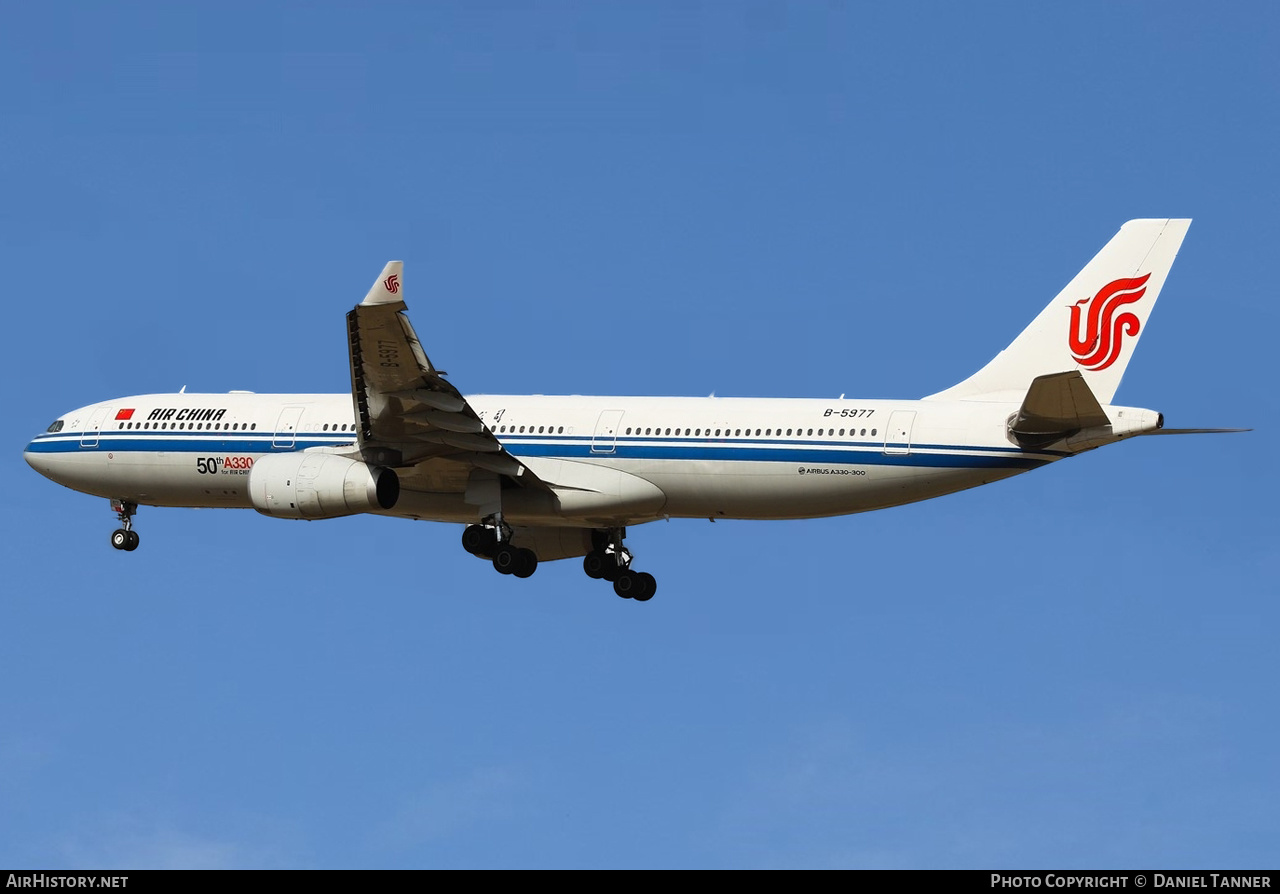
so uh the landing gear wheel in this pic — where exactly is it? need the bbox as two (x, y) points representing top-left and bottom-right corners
(513, 548), (538, 579)
(124, 530), (140, 551)
(583, 551), (608, 579)
(601, 560), (624, 583)
(462, 524), (497, 557)
(492, 546), (519, 575)
(633, 572), (656, 602)
(111, 529), (129, 550)
(614, 571), (640, 599)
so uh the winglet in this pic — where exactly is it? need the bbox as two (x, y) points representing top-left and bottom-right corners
(362, 261), (405, 306)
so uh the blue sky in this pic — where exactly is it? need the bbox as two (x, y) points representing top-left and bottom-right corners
(2, 1), (1276, 868)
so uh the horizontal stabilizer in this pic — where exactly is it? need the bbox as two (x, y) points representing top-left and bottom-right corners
(1138, 427), (1251, 436)
(1010, 371), (1109, 447)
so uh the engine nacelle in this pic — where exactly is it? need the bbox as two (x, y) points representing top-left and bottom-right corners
(248, 453), (399, 519)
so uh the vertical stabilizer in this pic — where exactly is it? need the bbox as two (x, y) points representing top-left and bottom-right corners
(925, 219), (1191, 404)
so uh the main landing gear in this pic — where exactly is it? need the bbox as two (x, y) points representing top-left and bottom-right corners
(461, 522), (658, 600)
(462, 517), (538, 579)
(109, 499), (139, 551)
(583, 528), (657, 602)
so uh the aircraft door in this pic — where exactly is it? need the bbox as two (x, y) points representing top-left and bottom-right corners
(883, 410), (916, 456)
(591, 410), (625, 455)
(273, 406), (305, 449)
(79, 406), (111, 448)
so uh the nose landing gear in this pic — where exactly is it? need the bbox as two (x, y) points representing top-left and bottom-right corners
(109, 499), (139, 551)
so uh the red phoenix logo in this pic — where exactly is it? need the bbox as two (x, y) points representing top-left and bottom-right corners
(1068, 274), (1151, 371)
(383, 274), (400, 294)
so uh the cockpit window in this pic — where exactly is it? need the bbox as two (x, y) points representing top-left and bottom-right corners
(46, 420), (64, 433)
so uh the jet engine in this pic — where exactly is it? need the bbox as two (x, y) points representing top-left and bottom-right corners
(248, 453), (399, 519)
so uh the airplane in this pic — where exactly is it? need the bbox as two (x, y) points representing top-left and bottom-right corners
(24, 219), (1244, 602)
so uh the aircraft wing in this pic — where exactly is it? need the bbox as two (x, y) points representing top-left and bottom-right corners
(345, 262), (545, 495)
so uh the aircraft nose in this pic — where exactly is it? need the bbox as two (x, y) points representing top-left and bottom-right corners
(24, 440), (54, 478)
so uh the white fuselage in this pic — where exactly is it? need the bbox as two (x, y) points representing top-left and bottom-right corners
(24, 391), (1075, 527)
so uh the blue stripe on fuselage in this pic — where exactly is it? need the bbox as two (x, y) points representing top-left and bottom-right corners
(25, 431), (1054, 470)
(23, 435), (351, 453)
(507, 442), (1049, 469)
